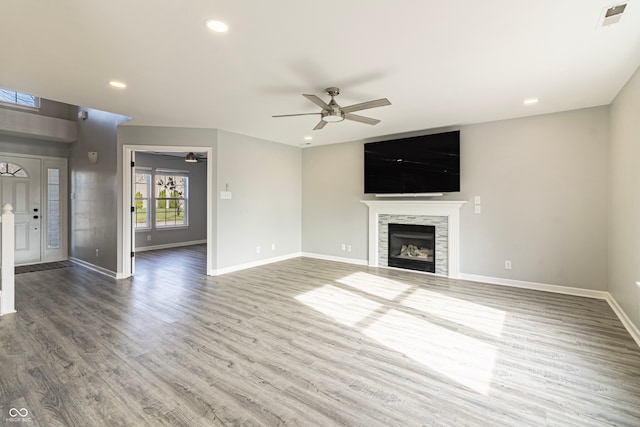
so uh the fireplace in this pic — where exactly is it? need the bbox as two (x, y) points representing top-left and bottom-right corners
(388, 223), (435, 273)
(362, 200), (466, 278)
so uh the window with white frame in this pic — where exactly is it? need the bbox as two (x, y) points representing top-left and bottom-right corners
(154, 171), (188, 228)
(0, 88), (40, 109)
(134, 168), (189, 231)
(0, 162), (28, 177)
(134, 170), (152, 230)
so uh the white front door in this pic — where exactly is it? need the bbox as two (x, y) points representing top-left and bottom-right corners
(0, 156), (41, 265)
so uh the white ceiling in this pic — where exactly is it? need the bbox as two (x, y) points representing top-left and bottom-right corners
(2, 1), (639, 147)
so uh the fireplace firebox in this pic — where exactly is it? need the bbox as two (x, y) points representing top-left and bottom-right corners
(388, 223), (436, 273)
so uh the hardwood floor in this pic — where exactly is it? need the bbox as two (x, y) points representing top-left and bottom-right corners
(1, 245), (639, 426)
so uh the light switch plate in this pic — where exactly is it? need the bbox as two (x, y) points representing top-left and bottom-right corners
(474, 196), (481, 205)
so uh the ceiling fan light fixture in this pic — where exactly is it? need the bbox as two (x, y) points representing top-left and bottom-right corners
(108, 80), (127, 88)
(185, 152), (198, 163)
(274, 87), (390, 130)
(205, 19), (228, 33)
(321, 111), (345, 123)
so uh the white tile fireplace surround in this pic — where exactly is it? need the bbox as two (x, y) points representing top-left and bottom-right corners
(362, 200), (466, 278)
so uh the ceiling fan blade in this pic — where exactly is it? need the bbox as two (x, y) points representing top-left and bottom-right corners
(303, 94), (332, 111)
(344, 113), (380, 126)
(272, 113), (321, 118)
(341, 98), (391, 113)
(313, 120), (327, 130)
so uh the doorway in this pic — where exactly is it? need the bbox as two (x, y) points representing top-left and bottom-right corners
(121, 145), (213, 278)
(0, 154), (68, 265)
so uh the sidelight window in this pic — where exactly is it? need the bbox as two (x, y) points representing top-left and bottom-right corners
(47, 168), (60, 249)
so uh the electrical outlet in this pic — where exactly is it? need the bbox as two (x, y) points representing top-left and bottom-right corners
(256, 246), (261, 254)
(474, 196), (481, 204)
(505, 260), (512, 270)
(341, 243), (346, 251)
(475, 205), (481, 214)
(347, 245), (352, 252)
(271, 243), (276, 251)
(147, 235), (151, 241)
(95, 249), (99, 258)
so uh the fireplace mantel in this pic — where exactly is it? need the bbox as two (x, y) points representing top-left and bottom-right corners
(361, 200), (466, 278)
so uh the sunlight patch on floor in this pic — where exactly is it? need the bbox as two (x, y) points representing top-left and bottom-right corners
(337, 272), (411, 300)
(336, 271), (505, 337)
(296, 279), (499, 395)
(401, 288), (506, 337)
(295, 285), (383, 327)
(362, 309), (497, 395)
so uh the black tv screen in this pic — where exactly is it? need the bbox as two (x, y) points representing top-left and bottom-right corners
(364, 130), (460, 194)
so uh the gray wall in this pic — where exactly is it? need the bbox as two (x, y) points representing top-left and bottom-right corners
(302, 141), (368, 260)
(609, 65), (640, 331)
(0, 98), (74, 157)
(134, 152), (207, 249)
(453, 108), (609, 289)
(216, 130), (302, 269)
(302, 106), (610, 290)
(0, 98), (75, 120)
(0, 133), (69, 158)
(70, 107), (130, 272)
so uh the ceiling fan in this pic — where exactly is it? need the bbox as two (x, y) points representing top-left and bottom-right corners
(273, 87), (391, 130)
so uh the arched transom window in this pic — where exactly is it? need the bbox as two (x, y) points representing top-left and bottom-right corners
(0, 162), (28, 177)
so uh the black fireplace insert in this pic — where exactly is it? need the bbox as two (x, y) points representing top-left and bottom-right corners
(388, 223), (435, 273)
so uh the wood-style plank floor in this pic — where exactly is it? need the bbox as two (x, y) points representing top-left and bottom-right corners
(1, 245), (639, 426)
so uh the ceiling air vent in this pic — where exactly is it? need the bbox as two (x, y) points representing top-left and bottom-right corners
(599, 3), (628, 27)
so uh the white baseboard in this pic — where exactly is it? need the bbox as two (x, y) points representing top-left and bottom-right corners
(300, 252), (368, 266)
(210, 252), (302, 276)
(135, 240), (207, 253)
(605, 294), (640, 347)
(459, 272), (639, 348)
(459, 273), (609, 300)
(69, 257), (117, 279)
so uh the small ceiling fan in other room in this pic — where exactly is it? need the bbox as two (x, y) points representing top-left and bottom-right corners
(273, 87), (391, 130)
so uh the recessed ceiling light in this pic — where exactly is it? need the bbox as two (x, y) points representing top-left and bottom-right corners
(109, 80), (127, 89)
(523, 98), (539, 105)
(304, 136), (312, 141)
(205, 19), (228, 33)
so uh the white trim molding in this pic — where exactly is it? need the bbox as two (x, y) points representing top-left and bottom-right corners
(69, 257), (118, 279)
(459, 273), (610, 299)
(210, 252), (302, 276)
(606, 295), (640, 347)
(135, 240), (207, 253)
(362, 200), (466, 278)
(301, 252), (368, 266)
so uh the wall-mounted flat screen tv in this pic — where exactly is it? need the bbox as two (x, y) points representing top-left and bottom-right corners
(364, 130), (460, 194)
